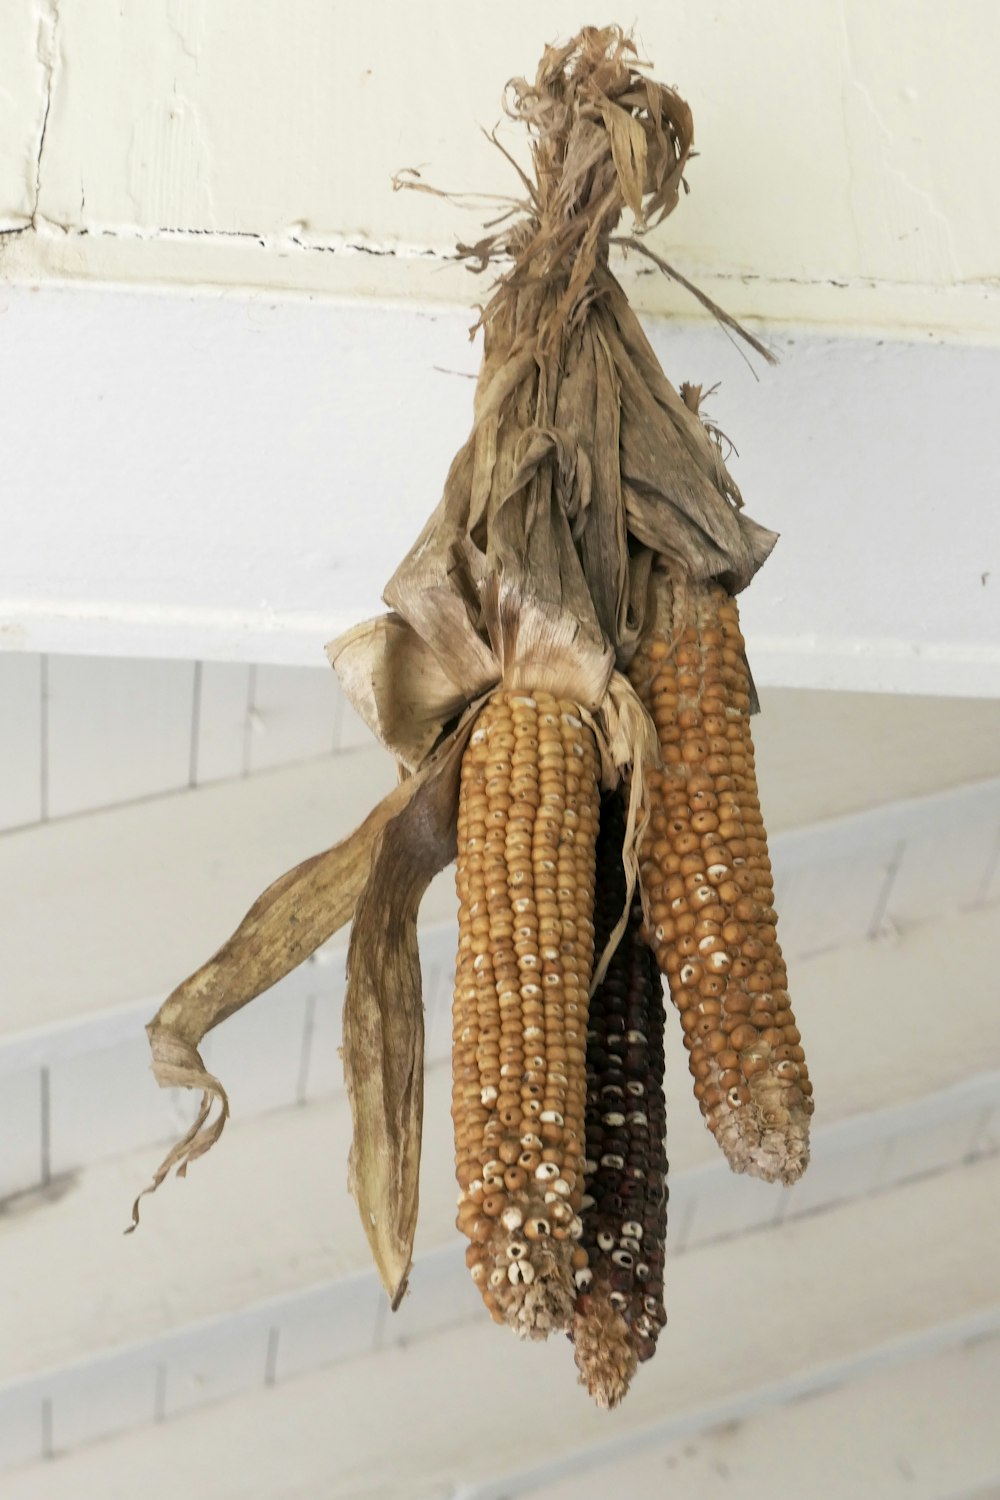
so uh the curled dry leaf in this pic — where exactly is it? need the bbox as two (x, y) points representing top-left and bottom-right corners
(130, 752), (444, 1227)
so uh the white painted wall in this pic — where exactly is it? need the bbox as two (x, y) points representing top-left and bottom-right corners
(1, 289), (997, 691)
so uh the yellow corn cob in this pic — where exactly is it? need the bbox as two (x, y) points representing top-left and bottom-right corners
(628, 575), (812, 1184)
(453, 689), (601, 1336)
(572, 788), (668, 1408)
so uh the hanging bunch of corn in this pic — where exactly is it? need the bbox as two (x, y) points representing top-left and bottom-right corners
(572, 788), (668, 1407)
(129, 26), (809, 1405)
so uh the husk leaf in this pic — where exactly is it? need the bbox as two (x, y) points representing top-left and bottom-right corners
(327, 612), (471, 772)
(342, 720), (471, 1305)
(130, 763), (431, 1224)
(375, 25), (777, 714)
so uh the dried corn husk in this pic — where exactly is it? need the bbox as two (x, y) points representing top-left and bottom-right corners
(133, 26), (791, 1316)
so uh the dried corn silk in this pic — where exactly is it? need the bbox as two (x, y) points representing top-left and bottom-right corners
(572, 790), (668, 1407)
(629, 574), (812, 1183)
(453, 690), (600, 1336)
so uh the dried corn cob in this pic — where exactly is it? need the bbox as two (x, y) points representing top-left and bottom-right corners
(629, 575), (812, 1184)
(453, 689), (600, 1336)
(572, 789), (668, 1407)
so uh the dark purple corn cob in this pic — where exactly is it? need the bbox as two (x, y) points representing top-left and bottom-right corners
(571, 788), (669, 1407)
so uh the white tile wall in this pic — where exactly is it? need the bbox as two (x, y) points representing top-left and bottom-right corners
(666, 1174), (699, 1254)
(973, 1106), (1000, 1157)
(299, 951), (347, 1100)
(888, 820), (1000, 927)
(0, 1074), (993, 1480)
(193, 661), (252, 783)
(421, 929), (457, 1069)
(779, 1133), (892, 1222)
(202, 968), (312, 1120)
(245, 665), (338, 772)
(161, 1320), (271, 1419)
(45, 656), (196, 818)
(0, 1387), (43, 1471)
(0, 1067), (42, 1201)
(0, 764), (995, 1196)
(979, 830), (1000, 907)
(47, 1351), (159, 1453)
(273, 1275), (382, 1381)
(773, 842), (899, 956)
(380, 1244), (482, 1349)
(336, 693), (375, 752)
(0, 656), (42, 832)
(47, 1037), (186, 1179)
(683, 1168), (785, 1247)
(0, 655), (365, 833)
(879, 1111), (988, 1185)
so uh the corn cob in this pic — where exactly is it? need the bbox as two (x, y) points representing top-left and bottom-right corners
(572, 789), (669, 1407)
(628, 575), (812, 1184)
(453, 689), (601, 1336)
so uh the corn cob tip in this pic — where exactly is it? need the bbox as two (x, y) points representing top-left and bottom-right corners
(470, 1229), (577, 1338)
(507, 1273), (576, 1341)
(717, 1100), (810, 1184)
(712, 1055), (810, 1183)
(572, 1283), (639, 1408)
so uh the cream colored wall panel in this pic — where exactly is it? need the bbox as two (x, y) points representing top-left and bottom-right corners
(8, 1), (997, 337)
(0, 5), (47, 226)
(45, 655), (195, 818)
(192, 660), (251, 783)
(0, 655), (42, 831)
(0, 1093), (372, 1388)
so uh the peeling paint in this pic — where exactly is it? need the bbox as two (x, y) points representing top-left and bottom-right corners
(839, 2), (961, 285)
(31, 0), (60, 227)
(166, 0), (205, 64)
(2, 3), (998, 341)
